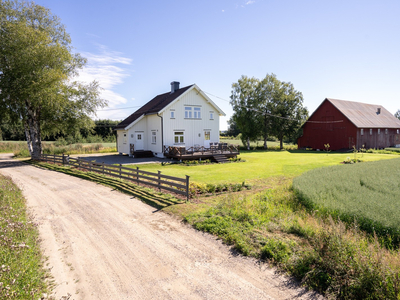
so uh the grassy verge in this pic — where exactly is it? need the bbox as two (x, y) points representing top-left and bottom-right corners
(0, 174), (51, 299)
(0, 141), (117, 157)
(184, 177), (400, 299)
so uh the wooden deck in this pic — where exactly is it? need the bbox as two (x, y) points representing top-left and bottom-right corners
(163, 144), (240, 161)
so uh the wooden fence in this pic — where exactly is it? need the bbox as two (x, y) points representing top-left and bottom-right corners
(36, 154), (190, 200)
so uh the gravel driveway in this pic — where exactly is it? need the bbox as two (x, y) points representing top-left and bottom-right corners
(0, 154), (322, 300)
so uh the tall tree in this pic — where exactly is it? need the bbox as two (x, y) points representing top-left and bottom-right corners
(269, 81), (308, 149)
(0, 1), (106, 157)
(230, 76), (260, 150)
(256, 74), (281, 149)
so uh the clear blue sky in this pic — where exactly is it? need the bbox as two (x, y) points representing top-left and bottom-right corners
(34, 0), (400, 130)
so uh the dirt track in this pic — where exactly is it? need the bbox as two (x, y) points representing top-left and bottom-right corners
(0, 154), (323, 300)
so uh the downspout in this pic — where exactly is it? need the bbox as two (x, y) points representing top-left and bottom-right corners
(157, 113), (164, 156)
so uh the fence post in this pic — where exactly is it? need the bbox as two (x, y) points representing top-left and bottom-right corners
(102, 162), (105, 175)
(186, 175), (190, 202)
(89, 161), (92, 172)
(53, 154), (56, 164)
(119, 164), (122, 179)
(62, 153), (65, 165)
(158, 171), (161, 192)
(67, 155), (70, 166)
(136, 167), (139, 185)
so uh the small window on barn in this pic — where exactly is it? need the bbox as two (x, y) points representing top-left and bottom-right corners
(378, 129), (381, 134)
(385, 129), (388, 134)
(151, 131), (156, 144)
(170, 110), (175, 119)
(397, 129), (400, 134)
(361, 129), (364, 135)
(370, 129), (372, 135)
(210, 111), (214, 120)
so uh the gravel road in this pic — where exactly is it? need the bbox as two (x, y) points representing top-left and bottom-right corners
(0, 154), (323, 300)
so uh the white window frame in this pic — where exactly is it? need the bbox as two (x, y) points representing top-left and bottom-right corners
(385, 129), (388, 134)
(378, 129), (381, 134)
(151, 131), (156, 144)
(185, 107), (192, 118)
(361, 129), (364, 135)
(174, 131), (184, 144)
(194, 107), (201, 119)
(210, 111), (214, 120)
(170, 110), (175, 119)
(370, 129), (372, 135)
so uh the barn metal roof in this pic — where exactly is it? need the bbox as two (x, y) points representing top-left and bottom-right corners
(326, 98), (400, 128)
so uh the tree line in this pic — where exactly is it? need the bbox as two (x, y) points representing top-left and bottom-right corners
(0, 119), (119, 143)
(229, 74), (308, 150)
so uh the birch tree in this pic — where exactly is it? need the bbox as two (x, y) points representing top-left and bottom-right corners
(0, 1), (106, 157)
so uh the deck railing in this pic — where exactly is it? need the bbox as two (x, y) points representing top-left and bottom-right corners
(163, 143), (239, 159)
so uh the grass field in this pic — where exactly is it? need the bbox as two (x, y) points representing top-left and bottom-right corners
(0, 174), (50, 298)
(0, 141), (117, 157)
(131, 150), (397, 185)
(293, 158), (400, 246)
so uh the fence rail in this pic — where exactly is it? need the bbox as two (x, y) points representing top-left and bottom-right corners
(35, 154), (190, 200)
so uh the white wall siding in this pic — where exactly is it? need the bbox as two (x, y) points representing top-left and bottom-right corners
(146, 114), (162, 155)
(162, 89), (220, 148)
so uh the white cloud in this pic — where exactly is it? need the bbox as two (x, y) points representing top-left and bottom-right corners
(246, 0), (256, 4)
(76, 45), (132, 109)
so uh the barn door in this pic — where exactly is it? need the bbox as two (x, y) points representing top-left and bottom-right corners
(348, 137), (354, 148)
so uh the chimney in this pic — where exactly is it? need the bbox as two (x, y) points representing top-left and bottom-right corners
(170, 81), (180, 93)
(377, 107), (381, 115)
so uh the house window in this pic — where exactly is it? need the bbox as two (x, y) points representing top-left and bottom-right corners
(194, 107), (201, 119)
(174, 131), (184, 144)
(185, 106), (201, 119)
(361, 129), (364, 135)
(204, 131), (210, 140)
(210, 111), (214, 120)
(378, 129), (381, 134)
(370, 129), (372, 135)
(170, 110), (175, 119)
(397, 129), (400, 134)
(151, 131), (156, 144)
(185, 107), (192, 118)
(385, 129), (388, 134)
(123, 133), (127, 144)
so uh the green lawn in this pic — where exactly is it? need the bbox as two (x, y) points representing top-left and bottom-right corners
(132, 150), (397, 184)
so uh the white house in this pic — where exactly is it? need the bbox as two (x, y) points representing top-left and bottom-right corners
(114, 82), (226, 158)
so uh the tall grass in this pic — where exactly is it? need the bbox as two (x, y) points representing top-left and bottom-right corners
(0, 174), (50, 299)
(185, 179), (400, 298)
(293, 158), (400, 247)
(0, 141), (117, 157)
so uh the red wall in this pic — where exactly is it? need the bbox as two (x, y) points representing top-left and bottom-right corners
(298, 100), (357, 150)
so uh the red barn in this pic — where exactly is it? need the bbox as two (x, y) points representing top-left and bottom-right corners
(298, 98), (400, 150)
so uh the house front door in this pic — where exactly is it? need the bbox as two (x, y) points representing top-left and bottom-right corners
(136, 132), (144, 150)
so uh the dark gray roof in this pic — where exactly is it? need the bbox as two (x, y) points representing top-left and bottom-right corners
(327, 98), (400, 128)
(114, 84), (194, 130)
